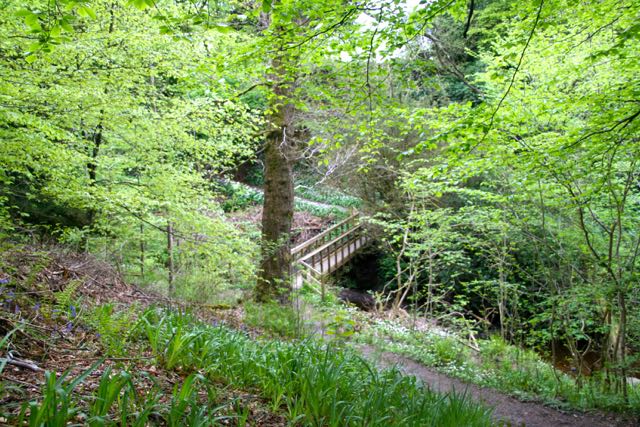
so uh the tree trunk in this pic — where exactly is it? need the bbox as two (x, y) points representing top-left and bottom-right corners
(85, 121), (103, 230)
(256, 58), (294, 301)
(617, 289), (628, 402)
(256, 125), (294, 301)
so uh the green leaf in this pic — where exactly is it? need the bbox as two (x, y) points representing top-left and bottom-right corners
(262, 0), (272, 13)
(24, 13), (41, 31)
(15, 9), (33, 17)
(129, 0), (151, 10)
(50, 25), (61, 38)
(64, 1), (78, 12)
(77, 6), (96, 19)
(61, 21), (74, 32)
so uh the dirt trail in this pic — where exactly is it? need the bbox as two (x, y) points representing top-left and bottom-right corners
(359, 346), (637, 427)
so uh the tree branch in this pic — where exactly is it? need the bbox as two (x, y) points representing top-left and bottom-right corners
(463, 0), (475, 38)
(563, 108), (640, 149)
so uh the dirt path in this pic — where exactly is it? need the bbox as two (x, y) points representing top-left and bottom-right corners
(359, 346), (637, 427)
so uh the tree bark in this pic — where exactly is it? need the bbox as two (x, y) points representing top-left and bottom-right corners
(256, 54), (295, 301)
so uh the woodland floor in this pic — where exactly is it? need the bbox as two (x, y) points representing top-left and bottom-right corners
(359, 345), (637, 427)
(0, 246), (286, 425)
(2, 245), (639, 426)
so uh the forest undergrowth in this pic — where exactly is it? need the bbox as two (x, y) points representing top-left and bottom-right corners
(356, 317), (640, 413)
(0, 238), (492, 426)
(277, 281), (640, 419)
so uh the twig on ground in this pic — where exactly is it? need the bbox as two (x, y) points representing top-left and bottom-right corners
(0, 375), (41, 391)
(2, 356), (43, 372)
(53, 355), (156, 364)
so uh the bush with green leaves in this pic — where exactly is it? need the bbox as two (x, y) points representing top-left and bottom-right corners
(219, 181), (264, 212)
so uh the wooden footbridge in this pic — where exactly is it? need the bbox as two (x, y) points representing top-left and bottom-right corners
(291, 212), (368, 298)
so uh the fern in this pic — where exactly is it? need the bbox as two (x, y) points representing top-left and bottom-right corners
(54, 280), (82, 312)
(87, 303), (138, 356)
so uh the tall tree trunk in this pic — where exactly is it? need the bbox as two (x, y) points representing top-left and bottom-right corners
(84, 121), (103, 231)
(256, 53), (294, 301)
(87, 123), (102, 184)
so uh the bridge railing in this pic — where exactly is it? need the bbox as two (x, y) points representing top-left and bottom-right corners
(297, 260), (324, 298)
(292, 212), (368, 300)
(291, 212), (360, 263)
(297, 226), (362, 275)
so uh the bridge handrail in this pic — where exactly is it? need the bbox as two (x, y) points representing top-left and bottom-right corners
(297, 260), (324, 296)
(291, 212), (360, 261)
(292, 213), (368, 299)
(297, 225), (361, 265)
(298, 260), (322, 276)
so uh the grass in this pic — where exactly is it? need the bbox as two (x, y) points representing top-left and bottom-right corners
(243, 300), (302, 338)
(0, 240), (492, 425)
(18, 360), (101, 427)
(7, 307), (493, 426)
(16, 363), (231, 426)
(359, 319), (640, 413)
(295, 199), (350, 219)
(140, 308), (494, 426)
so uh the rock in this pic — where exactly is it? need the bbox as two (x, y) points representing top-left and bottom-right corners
(339, 288), (376, 311)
